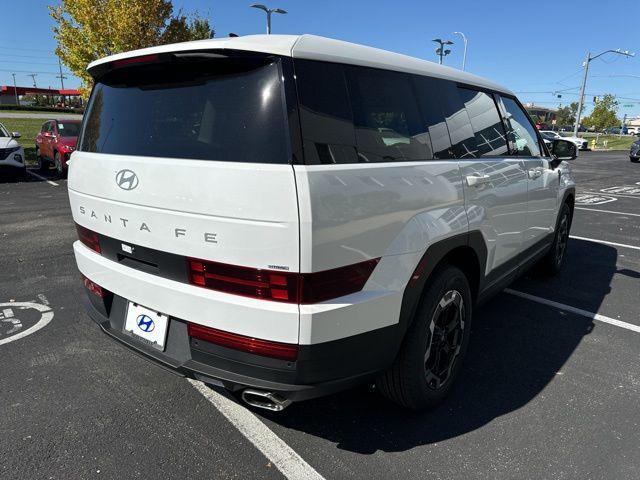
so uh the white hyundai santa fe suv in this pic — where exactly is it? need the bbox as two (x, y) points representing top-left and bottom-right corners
(70, 35), (577, 411)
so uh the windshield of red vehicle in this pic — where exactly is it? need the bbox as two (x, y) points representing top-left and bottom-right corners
(58, 122), (80, 137)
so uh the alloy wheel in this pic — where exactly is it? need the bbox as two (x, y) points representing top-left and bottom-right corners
(556, 214), (569, 266)
(424, 289), (465, 390)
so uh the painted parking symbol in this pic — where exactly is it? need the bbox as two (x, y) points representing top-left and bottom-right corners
(601, 185), (640, 195)
(575, 194), (617, 205)
(0, 301), (54, 346)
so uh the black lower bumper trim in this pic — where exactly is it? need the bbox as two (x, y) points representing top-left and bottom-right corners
(82, 291), (398, 402)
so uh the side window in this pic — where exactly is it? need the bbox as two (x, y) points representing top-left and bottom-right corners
(437, 81), (478, 159)
(41, 122), (50, 133)
(413, 76), (452, 159)
(498, 96), (541, 157)
(295, 59), (358, 164)
(345, 66), (429, 163)
(458, 88), (508, 157)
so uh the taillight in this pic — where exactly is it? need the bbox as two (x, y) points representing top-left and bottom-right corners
(76, 223), (101, 253)
(301, 259), (379, 303)
(188, 323), (298, 361)
(81, 273), (105, 298)
(188, 259), (300, 303)
(187, 258), (379, 304)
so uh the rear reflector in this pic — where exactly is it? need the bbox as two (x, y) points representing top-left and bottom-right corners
(188, 323), (298, 361)
(76, 223), (101, 253)
(81, 273), (105, 298)
(187, 258), (379, 304)
(112, 54), (159, 68)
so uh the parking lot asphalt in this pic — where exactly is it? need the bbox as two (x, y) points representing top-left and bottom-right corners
(1, 151), (638, 480)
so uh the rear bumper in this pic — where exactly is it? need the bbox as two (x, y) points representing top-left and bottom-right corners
(83, 289), (398, 402)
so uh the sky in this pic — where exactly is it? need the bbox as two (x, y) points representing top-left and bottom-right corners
(2, 0), (639, 118)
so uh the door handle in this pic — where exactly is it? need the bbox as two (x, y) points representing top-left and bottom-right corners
(528, 169), (543, 179)
(466, 174), (491, 187)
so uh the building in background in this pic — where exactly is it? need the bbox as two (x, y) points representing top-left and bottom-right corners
(524, 103), (558, 130)
(0, 85), (82, 107)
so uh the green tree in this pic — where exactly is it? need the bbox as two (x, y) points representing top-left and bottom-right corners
(555, 102), (581, 126)
(582, 94), (620, 131)
(50, 0), (213, 96)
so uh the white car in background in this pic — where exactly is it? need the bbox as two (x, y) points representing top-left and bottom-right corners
(0, 123), (26, 176)
(540, 130), (589, 151)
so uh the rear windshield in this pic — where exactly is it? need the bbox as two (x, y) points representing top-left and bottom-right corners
(80, 56), (290, 164)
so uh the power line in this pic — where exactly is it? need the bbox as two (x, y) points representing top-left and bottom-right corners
(0, 53), (59, 60)
(0, 45), (53, 53)
(0, 59), (60, 66)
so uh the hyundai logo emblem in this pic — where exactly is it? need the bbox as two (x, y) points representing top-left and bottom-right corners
(136, 314), (155, 333)
(116, 169), (139, 190)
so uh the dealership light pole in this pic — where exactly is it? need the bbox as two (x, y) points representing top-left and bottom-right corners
(250, 4), (287, 34)
(573, 48), (635, 137)
(432, 38), (453, 65)
(453, 31), (468, 71)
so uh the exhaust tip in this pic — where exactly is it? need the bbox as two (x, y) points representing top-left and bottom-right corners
(241, 389), (292, 412)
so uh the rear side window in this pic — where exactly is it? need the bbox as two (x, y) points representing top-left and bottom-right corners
(458, 88), (508, 157)
(295, 60), (358, 164)
(80, 57), (290, 164)
(437, 82), (478, 159)
(345, 66), (429, 163)
(413, 76), (453, 159)
(498, 96), (541, 157)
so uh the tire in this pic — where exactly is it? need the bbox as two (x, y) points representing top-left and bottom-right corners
(54, 151), (66, 178)
(36, 147), (47, 171)
(377, 265), (472, 411)
(540, 203), (571, 275)
(631, 157), (639, 163)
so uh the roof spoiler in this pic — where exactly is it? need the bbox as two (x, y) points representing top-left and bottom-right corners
(87, 51), (230, 80)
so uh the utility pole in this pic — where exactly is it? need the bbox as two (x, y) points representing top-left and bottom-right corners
(573, 48), (635, 137)
(11, 73), (19, 106)
(250, 4), (287, 34)
(56, 58), (68, 106)
(453, 32), (468, 71)
(28, 73), (38, 88)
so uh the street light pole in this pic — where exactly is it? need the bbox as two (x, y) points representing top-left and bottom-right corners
(432, 38), (453, 65)
(573, 48), (635, 137)
(453, 31), (468, 71)
(250, 4), (287, 34)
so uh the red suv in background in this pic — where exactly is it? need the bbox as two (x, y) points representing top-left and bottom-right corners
(35, 119), (81, 177)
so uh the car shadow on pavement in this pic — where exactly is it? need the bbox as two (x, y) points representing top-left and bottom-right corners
(261, 239), (623, 454)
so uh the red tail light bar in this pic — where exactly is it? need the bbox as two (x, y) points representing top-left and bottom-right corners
(188, 323), (298, 361)
(76, 223), (101, 253)
(187, 258), (379, 304)
(111, 54), (159, 68)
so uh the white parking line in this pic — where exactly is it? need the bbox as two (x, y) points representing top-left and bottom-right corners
(575, 207), (640, 218)
(505, 289), (640, 334)
(27, 171), (59, 187)
(579, 190), (640, 200)
(188, 379), (325, 480)
(570, 235), (640, 251)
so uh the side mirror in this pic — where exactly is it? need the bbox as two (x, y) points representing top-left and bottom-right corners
(550, 139), (577, 167)
(11, 132), (21, 139)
